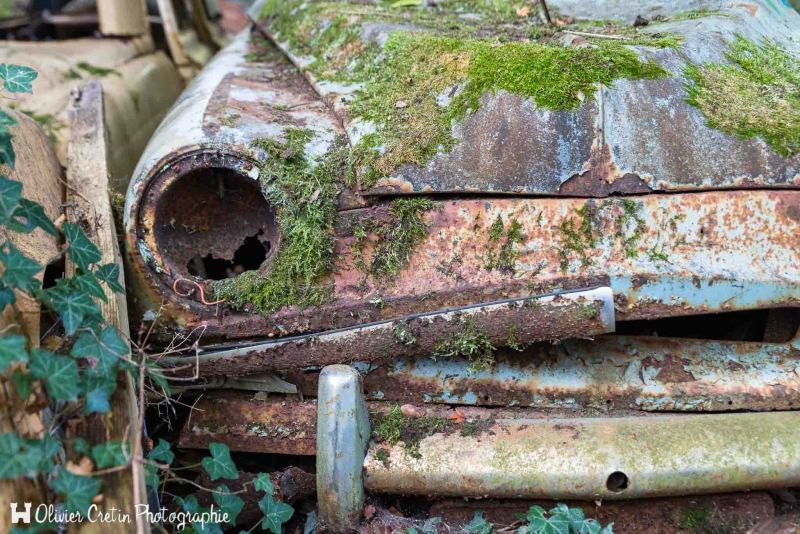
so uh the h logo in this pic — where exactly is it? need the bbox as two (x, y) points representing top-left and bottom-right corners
(10, 502), (31, 524)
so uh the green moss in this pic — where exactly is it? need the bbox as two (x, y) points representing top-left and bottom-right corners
(374, 447), (391, 467)
(434, 316), (496, 372)
(210, 129), (348, 314)
(260, 0), (671, 186)
(372, 405), (452, 458)
(685, 36), (800, 156)
(485, 216), (524, 273)
(371, 197), (433, 279)
(612, 198), (645, 259)
(219, 113), (240, 127)
(558, 204), (596, 272)
(679, 506), (711, 531)
(392, 321), (417, 345)
(350, 197), (434, 281)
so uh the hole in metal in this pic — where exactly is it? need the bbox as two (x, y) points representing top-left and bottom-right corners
(606, 471), (629, 492)
(152, 166), (279, 281)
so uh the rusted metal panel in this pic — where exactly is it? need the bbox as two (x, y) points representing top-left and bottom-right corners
(162, 287), (614, 377)
(357, 335), (800, 412)
(176, 392), (317, 455)
(363, 411), (800, 499)
(135, 190), (800, 342)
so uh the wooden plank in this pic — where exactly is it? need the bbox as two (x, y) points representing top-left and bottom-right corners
(0, 111), (60, 534)
(97, 0), (149, 37)
(65, 81), (147, 534)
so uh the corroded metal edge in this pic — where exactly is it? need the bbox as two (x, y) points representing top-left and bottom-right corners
(363, 411), (800, 500)
(162, 287), (615, 377)
(317, 365), (370, 532)
(357, 334), (800, 412)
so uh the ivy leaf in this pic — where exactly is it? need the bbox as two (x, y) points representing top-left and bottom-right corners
(83, 374), (114, 414)
(51, 466), (101, 514)
(0, 175), (22, 223)
(0, 333), (27, 373)
(213, 484), (244, 525)
(73, 437), (90, 455)
(549, 504), (585, 531)
(145, 438), (174, 488)
(258, 495), (294, 534)
(0, 130), (14, 168)
(12, 368), (34, 399)
(63, 222), (101, 271)
(48, 285), (100, 335)
(73, 272), (107, 301)
(178, 496), (225, 534)
(0, 64), (38, 93)
(201, 442), (238, 481)
(254, 472), (274, 494)
(10, 199), (58, 236)
(0, 280), (15, 308)
(95, 263), (125, 293)
(0, 241), (41, 290)
(465, 511), (493, 534)
(525, 506), (568, 534)
(0, 109), (16, 128)
(149, 438), (175, 464)
(29, 348), (81, 401)
(71, 326), (128, 373)
(0, 434), (58, 479)
(92, 440), (129, 468)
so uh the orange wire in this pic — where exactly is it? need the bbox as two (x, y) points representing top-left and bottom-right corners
(172, 278), (225, 306)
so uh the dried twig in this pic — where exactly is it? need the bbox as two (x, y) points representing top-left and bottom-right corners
(562, 29), (631, 40)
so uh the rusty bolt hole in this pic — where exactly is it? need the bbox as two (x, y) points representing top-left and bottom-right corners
(153, 165), (279, 282)
(606, 471), (629, 492)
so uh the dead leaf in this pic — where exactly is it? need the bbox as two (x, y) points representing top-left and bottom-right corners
(516, 5), (530, 17)
(395, 100), (408, 109)
(67, 456), (94, 476)
(448, 409), (466, 424)
(400, 404), (420, 417)
(309, 188), (321, 202)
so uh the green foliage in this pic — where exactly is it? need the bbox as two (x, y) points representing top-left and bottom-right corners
(434, 316), (496, 372)
(259, 494), (295, 534)
(0, 64), (38, 93)
(684, 36), (800, 156)
(0, 62), (142, 522)
(213, 484), (244, 525)
(211, 129), (349, 314)
(28, 348), (81, 401)
(462, 505), (613, 534)
(91, 440), (129, 468)
(0, 333), (27, 372)
(465, 511), (493, 534)
(51, 467), (103, 513)
(201, 442), (239, 481)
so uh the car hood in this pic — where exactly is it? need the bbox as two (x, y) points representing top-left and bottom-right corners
(253, 0), (799, 196)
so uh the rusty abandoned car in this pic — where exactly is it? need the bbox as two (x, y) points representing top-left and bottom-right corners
(105, 0), (800, 530)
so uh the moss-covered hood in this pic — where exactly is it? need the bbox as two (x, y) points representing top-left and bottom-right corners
(255, 0), (800, 197)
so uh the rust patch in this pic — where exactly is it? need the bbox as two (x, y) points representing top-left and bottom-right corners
(177, 392), (317, 455)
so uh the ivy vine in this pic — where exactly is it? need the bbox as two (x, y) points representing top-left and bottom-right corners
(0, 64), (294, 533)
